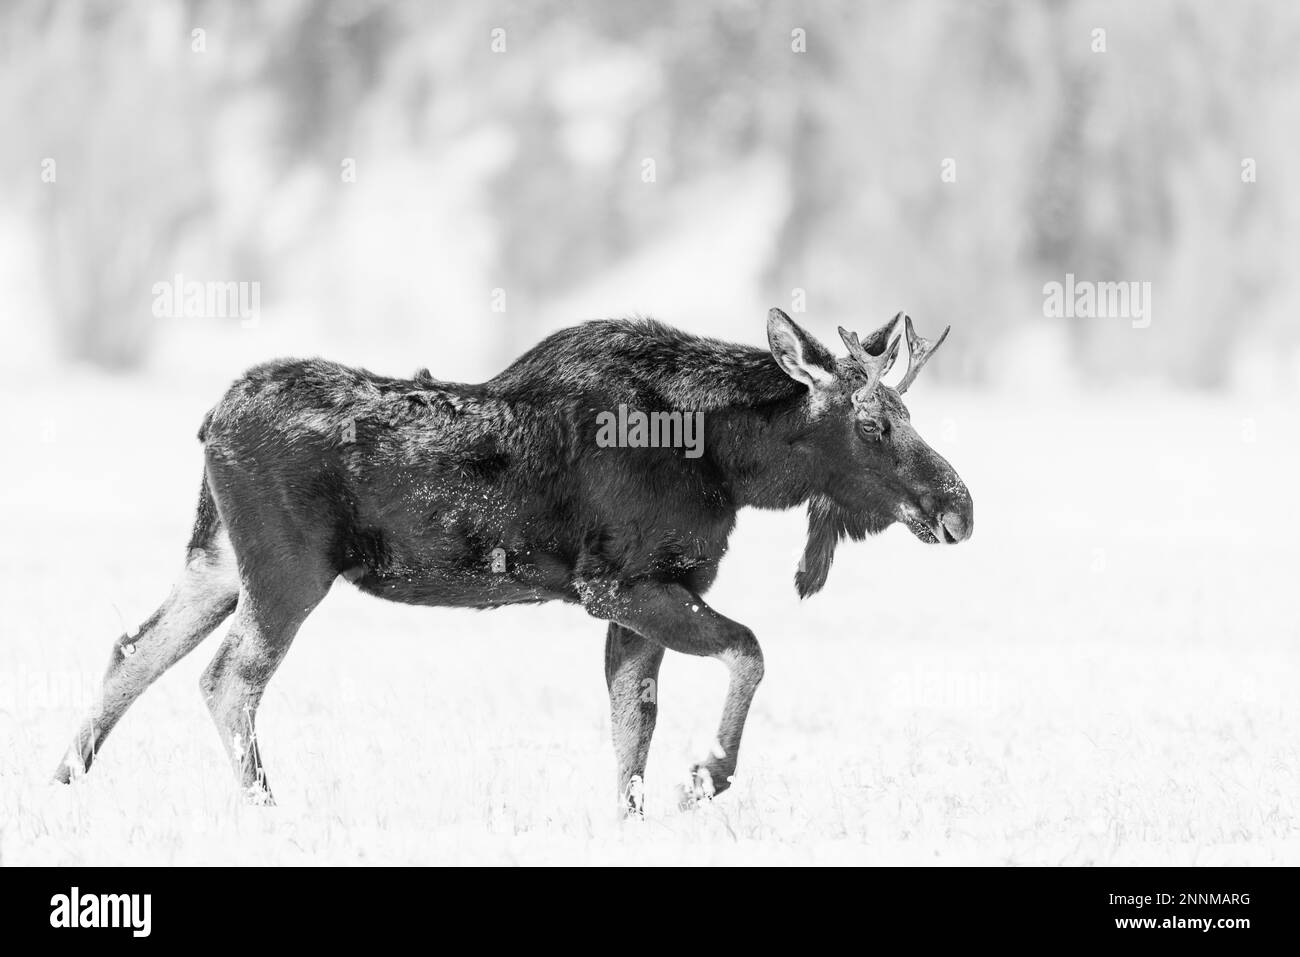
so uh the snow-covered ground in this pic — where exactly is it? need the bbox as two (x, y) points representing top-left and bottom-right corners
(1, 369), (1296, 865)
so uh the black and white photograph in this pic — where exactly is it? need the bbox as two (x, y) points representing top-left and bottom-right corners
(0, 0), (1296, 910)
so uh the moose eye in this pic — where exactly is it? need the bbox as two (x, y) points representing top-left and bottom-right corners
(858, 418), (885, 440)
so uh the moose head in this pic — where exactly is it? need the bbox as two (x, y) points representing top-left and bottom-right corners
(766, 307), (973, 596)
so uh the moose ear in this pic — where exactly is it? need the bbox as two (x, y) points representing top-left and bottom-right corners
(767, 308), (837, 390)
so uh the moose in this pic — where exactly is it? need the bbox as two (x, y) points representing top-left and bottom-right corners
(54, 308), (972, 813)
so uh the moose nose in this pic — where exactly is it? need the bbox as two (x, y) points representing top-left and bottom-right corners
(939, 510), (971, 544)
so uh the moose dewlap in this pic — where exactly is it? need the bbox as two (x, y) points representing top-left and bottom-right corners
(53, 308), (971, 814)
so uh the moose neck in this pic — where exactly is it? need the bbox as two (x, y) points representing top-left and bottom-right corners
(707, 395), (820, 512)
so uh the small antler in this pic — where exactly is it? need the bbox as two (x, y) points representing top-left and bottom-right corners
(895, 314), (951, 394)
(838, 312), (902, 401)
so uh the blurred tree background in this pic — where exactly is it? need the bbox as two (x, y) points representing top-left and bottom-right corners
(0, 0), (1296, 389)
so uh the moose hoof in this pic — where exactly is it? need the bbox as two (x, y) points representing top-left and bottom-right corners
(242, 784), (276, 807)
(623, 774), (646, 818)
(53, 747), (88, 785)
(675, 766), (716, 811)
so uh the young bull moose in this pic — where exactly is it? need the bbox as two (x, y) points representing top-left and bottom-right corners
(54, 308), (972, 813)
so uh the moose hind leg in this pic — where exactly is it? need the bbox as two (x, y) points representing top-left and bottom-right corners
(199, 558), (331, 805)
(605, 623), (665, 816)
(54, 533), (239, 783)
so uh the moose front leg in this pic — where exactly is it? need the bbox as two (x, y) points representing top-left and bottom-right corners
(590, 581), (764, 811)
(605, 623), (665, 816)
